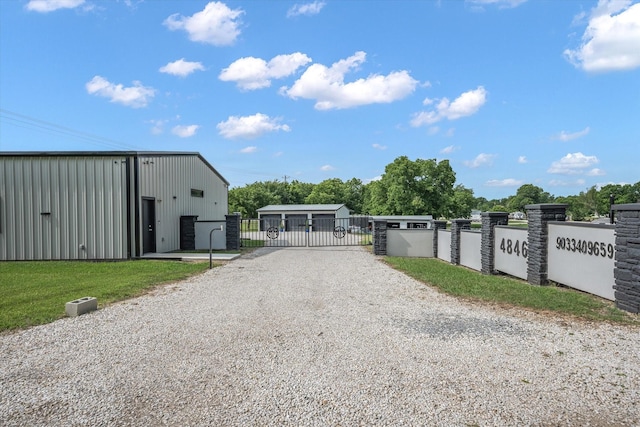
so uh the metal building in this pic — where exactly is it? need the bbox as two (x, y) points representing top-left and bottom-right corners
(257, 204), (351, 231)
(0, 151), (229, 260)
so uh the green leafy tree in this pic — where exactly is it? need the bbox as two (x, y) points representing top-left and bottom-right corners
(364, 156), (456, 217)
(229, 180), (290, 217)
(305, 178), (347, 205)
(556, 195), (591, 221)
(287, 180), (315, 204)
(506, 184), (553, 212)
(448, 185), (475, 219)
(596, 183), (640, 216)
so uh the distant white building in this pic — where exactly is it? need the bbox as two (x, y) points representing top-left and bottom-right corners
(370, 215), (434, 229)
(257, 204), (350, 231)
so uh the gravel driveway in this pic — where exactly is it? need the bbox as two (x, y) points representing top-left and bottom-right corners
(1, 247), (639, 426)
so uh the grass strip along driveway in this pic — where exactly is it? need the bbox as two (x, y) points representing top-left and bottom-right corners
(0, 260), (209, 331)
(385, 257), (639, 325)
(2, 254), (637, 333)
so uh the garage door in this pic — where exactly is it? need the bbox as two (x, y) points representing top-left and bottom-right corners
(285, 214), (308, 231)
(260, 214), (281, 231)
(311, 214), (335, 231)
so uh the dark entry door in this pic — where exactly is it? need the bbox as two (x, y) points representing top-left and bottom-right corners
(142, 198), (156, 253)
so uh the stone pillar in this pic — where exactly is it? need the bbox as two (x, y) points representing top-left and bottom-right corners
(481, 212), (509, 275)
(373, 220), (387, 256)
(432, 220), (448, 259)
(450, 219), (472, 265)
(525, 204), (567, 285)
(179, 215), (198, 251)
(225, 213), (241, 251)
(613, 203), (640, 313)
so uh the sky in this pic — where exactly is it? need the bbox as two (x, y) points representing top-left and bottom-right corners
(0, 0), (639, 200)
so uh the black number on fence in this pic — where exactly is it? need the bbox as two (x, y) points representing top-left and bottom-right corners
(500, 238), (528, 258)
(555, 237), (613, 259)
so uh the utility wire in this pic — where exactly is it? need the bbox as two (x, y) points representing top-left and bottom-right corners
(0, 108), (140, 151)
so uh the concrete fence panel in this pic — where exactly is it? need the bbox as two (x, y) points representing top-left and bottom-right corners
(460, 230), (481, 271)
(195, 221), (227, 250)
(437, 229), (451, 263)
(387, 229), (434, 258)
(494, 226), (528, 280)
(548, 222), (615, 301)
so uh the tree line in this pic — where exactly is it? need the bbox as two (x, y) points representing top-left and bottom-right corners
(229, 155), (640, 220)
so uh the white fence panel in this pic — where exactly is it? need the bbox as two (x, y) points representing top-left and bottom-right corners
(548, 223), (615, 301)
(195, 221), (227, 250)
(494, 227), (528, 280)
(460, 230), (481, 271)
(437, 229), (451, 262)
(387, 229), (434, 257)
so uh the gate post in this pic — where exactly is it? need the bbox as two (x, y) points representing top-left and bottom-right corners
(226, 213), (241, 251)
(450, 219), (471, 265)
(373, 220), (387, 256)
(613, 203), (640, 313)
(525, 204), (567, 285)
(481, 212), (508, 275)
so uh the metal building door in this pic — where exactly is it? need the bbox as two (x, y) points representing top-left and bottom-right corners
(142, 198), (156, 253)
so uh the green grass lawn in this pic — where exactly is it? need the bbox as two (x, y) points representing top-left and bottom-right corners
(385, 257), (638, 325)
(0, 260), (209, 331)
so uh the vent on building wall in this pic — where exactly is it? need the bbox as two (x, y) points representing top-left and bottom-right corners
(191, 189), (204, 198)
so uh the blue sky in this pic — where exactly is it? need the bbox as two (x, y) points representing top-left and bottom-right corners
(1, 0), (638, 200)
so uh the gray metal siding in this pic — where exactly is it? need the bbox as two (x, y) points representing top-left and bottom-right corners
(136, 155), (228, 253)
(0, 156), (128, 260)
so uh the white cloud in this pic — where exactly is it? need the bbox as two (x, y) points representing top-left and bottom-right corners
(164, 1), (243, 46)
(364, 175), (382, 184)
(219, 53), (312, 90)
(287, 1), (326, 17)
(148, 119), (167, 135)
(172, 124), (199, 138)
(217, 113), (291, 140)
(440, 145), (459, 154)
(463, 153), (496, 168)
(564, 1), (640, 72)
(587, 168), (607, 176)
(411, 86), (488, 127)
(486, 178), (524, 187)
(281, 51), (418, 110)
(518, 156), (528, 164)
(320, 164), (335, 171)
(372, 143), (387, 150)
(85, 75), (155, 108)
(26, 0), (84, 12)
(552, 126), (590, 141)
(466, 0), (527, 9)
(159, 59), (205, 77)
(548, 178), (587, 187)
(547, 152), (599, 175)
(240, 146), (257, 154)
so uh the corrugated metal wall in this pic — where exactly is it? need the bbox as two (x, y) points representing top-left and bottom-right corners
(136, 154), (228, 253)
(0, 155), (129, 260)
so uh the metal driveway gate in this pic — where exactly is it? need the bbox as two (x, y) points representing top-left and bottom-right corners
(241, 217), (372, 248)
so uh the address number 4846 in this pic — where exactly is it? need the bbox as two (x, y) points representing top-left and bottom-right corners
(499, 238), (528, 258)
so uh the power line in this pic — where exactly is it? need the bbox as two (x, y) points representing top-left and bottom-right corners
(0, 108), (140, 151)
